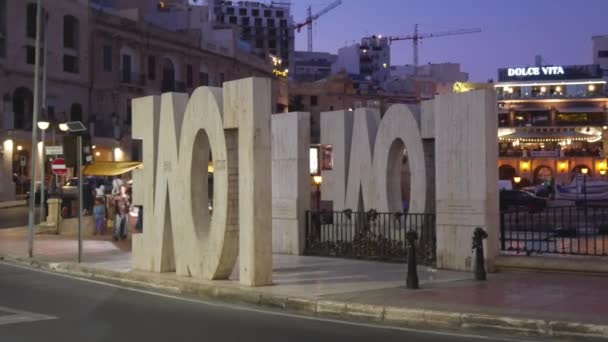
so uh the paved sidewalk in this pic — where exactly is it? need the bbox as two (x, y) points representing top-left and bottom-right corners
(0, 200), (27, 209)
(2, 227), (608, 339)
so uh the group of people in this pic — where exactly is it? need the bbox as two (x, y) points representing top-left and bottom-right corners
(92, 177), (141, 241)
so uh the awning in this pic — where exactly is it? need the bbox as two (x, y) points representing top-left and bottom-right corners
(556, 106), (605, 113)
(83, 161), (143, 176)
(499, 130), (598, 141)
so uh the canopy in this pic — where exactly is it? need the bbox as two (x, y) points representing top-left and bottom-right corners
(499, 130), (598, 142)
(83, 161), (143, 176)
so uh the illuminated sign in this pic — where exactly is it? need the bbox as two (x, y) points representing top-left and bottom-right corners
(273, 69), (288, 78)
(507, 66), (565, 77)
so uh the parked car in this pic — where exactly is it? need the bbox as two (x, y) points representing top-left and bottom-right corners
(500, 190), (547, 213)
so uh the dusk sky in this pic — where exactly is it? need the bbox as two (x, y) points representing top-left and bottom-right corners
(288, 0), (608, 81)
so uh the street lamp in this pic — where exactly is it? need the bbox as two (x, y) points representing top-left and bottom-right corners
(313, 175), (322, 210)
(581, 168), (589, 209)
(37, 121), (49, 223)
(59, 123), (69, 132)
(513, 176), (521, 189)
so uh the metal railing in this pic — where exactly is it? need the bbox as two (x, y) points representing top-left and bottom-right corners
(304, 210), (436, 265)
(500, 206), (608, 256)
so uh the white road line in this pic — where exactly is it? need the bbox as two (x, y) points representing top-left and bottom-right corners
(0, 262), (539, 342)
(0, 306), (56, 326)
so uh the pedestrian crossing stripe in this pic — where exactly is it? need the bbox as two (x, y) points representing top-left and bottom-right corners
(0, 306), (56, 326)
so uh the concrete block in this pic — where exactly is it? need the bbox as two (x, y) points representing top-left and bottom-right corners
(285, 298), (317, 314)
(461, 313), (547, 336)
(383, 307), (427, 327)
(434, 89), (499, 271)
(344, 303), (384, 322)
(316, 300), (346, 318)
(320, 110), (353, 211)
(260, 294), (287, 310)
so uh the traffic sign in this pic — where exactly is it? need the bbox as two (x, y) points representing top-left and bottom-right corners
(45, 145), (63, 155)
(51, 158), (68, 176)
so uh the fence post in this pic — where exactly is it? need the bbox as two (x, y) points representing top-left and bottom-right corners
(499, 211), (505, 251)
(406, 230), (419, 289)
(472, 227), (488, 281)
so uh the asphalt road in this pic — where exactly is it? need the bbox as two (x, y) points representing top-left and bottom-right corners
(0, 206), (40, 229)
(0, 263), (540, 342)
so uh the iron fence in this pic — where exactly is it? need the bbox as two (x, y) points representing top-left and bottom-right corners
(304, 210), (436, 265)
(500, 206), (608, 256)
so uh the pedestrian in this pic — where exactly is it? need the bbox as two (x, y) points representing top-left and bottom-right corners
(113, 185), (129, 241)
(93, 198), (105, 235)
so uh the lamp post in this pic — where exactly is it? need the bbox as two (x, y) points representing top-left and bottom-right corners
(38, 121), (49, 223)
(581, 167), (589, 208)
(27, 0), (43, 258)
(313, 175), (322, 210)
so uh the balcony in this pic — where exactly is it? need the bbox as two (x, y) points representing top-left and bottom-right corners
(497, 91), (608, 101)
(121, 71), (145, 87)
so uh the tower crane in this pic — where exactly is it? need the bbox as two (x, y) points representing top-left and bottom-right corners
(388, 24), (481, 69)
(295, 0), (342, 52)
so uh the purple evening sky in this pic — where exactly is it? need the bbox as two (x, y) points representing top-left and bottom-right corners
(288, 0), (608, 82)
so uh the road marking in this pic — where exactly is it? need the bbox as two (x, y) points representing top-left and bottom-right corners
(0, 262), (538, 342)
(0, 306), (56, 326)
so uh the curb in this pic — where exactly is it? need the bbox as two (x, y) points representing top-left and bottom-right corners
(1, 255), (607, 340)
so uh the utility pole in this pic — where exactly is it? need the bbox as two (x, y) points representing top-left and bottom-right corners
(39, 11), (49, 223)
(27, 0), (43, 258)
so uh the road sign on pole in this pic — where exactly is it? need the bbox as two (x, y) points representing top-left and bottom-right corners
(45, 145), (63, 155)
(51, 158), (68, 176)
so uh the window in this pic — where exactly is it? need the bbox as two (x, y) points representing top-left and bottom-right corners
(26, 3), (37, 39)
(239, 8), (247, 16)
(229, 16), (237, 24)
(148, 56), (156, 80)
(219, 72), (225, 85)
(126, 99), (132, 125)
(199, 72), (209, 86)
(279, 19), (287, 28)
(0, 0), (6, 58)
(226, 7), (234, 15)
(121, 54), (131, 83)
(63, 54), (79, 73)
(269, 28), (276, 36)
(256, 40), (264, 49)
(310, 95), (318, 106)
(63, 15), (79, 50)
(269, 40), (276, 49)
(264, 10), (271, 17)
(187, 64), (193, 87)
(252, 9), (259, 16)
(267, 19), (275, 27)
(26, 46), (35, 64)
(599, 50), (608, 58)
(276, 11), (284, 18)
(102, 45), (112, 72)
(255, 18), (262, 27)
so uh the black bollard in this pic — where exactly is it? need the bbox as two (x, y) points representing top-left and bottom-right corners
(472, 227), (488, 281)
(406, 231), (419, 289)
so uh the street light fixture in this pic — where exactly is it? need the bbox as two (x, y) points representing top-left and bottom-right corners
(313, 175), (322, 210)
(513, 176), (521, 184)
(38, 121), (50, 224)
(59, 123), (69, 132)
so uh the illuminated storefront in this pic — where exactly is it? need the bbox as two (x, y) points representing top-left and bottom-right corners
(495, 64), (608, 185)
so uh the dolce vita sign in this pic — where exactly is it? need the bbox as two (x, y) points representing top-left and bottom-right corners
(130, 78), (272, 286)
